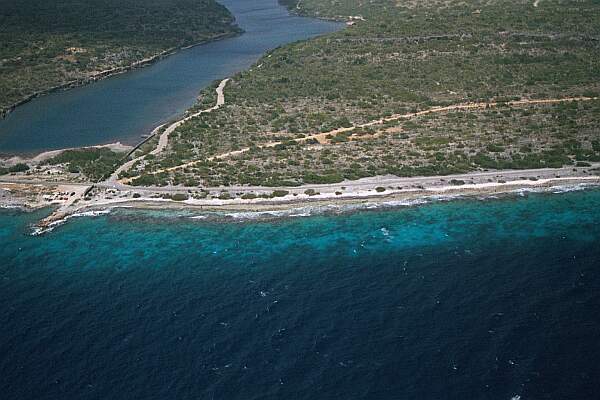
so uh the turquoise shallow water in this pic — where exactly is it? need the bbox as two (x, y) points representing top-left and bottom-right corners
(1, 190), (600, 399)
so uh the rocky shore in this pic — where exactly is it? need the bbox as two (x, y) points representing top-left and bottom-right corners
(1, 164), (598, 234)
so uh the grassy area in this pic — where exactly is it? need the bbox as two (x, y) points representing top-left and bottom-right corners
(0, 163), (30, 175)
(44, 148), (124, 181)
(0, 0), (240, 116)
(129, 0), (600, 187)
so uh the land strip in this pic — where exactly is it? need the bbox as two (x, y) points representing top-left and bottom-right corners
(122, 0), (599, 188)
(0, 0), (240, 117)
(110, 79), (230, 182)
(6, 164), (595, 233)
(129, 95), (598, 179)
(2, 0), (599, 233)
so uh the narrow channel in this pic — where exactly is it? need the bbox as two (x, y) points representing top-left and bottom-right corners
(0, 0), (341, 156)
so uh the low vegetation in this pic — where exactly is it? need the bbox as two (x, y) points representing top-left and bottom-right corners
(127, 0), (599, 187)
(0, 0), (240, 116)
(0, 163), (30, 175)
(44, 148), (124, 181)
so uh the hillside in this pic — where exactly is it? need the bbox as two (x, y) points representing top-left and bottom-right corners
(0, 0), (241, 117)
(118, 0), (599, 187)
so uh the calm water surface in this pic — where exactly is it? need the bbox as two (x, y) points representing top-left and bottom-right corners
(0, 0), (341, 155)
(1, 190), (600, 399)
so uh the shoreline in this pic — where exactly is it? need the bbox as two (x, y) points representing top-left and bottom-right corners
(0, 31), (240, 124)
(85, 176), (600, 212)
(0, 142), (133, 166)
(27, 177), (600, 235)
(2, 165), (598, 233)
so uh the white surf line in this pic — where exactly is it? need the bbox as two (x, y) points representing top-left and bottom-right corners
(109, 78), (229, 182)
(58, 175), (600, 220)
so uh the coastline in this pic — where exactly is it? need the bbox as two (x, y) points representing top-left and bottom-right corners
(28, 177), (600, 235)
(0, 142), (133, 165)
(1, 2), (597, 234)
(81, 176), (600, 213)
(0, 31), (241, 122)
(2, 165), (598, 234)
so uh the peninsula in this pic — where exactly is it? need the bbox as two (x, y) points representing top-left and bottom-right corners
(0, 0), (599, 232)
(0, 0), (241, 118)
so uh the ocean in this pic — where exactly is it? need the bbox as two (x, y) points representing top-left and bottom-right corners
(1, 189), (599, 399)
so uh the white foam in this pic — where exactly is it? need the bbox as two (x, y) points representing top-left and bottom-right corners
(551, 183), (593, 193)
(70, 209), (112, 218)
(30, 209), (112, 236)
(0, 204), (24, 210)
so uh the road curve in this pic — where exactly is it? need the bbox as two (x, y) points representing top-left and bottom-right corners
(109, 78), (230, 182)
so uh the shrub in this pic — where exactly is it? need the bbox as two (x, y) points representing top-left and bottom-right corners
(375, 186), (386, 192)
(486, 144), (505, 153)
(131, 174), (160, 186)
(8, 163), (30, 173)
(45, 148), (120, 180)
(171, 193), (189, 201)
(303, 172), (343, 184)
(271, 190), (289, 197)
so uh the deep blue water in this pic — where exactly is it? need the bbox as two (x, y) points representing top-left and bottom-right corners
(1, 190), (600, 399)
(0, 0), (341, 156)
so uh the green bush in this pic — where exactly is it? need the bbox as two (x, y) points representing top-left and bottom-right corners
(486, 144), (505, 153)
(131, 174), (163, 186)
(8, 163), (30, 173)
(303, 172), (344, 184)
(0, 0), (240, 113)
(171, 193), (189, 201)
(45, 148), (121, 180)
(271, 190), (290, 197)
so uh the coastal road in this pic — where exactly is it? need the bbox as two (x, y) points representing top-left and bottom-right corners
(3, 164), (598, 195)
(99, 163), (600, 194)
